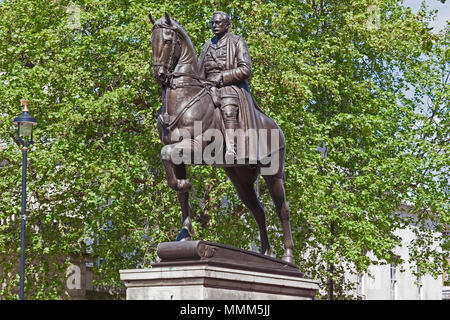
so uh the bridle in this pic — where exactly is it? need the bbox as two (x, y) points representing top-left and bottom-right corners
(152, 24), (181, 76)
(152, 23), (214, 88)
(152, 22), (217, 131)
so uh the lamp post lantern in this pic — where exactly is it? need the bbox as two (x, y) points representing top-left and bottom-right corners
(13, 100), (37, 300)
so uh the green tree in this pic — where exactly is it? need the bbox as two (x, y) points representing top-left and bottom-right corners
(0, 0), (447, 299)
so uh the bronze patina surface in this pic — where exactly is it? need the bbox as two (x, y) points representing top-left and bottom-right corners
(149, 12), (295, 264)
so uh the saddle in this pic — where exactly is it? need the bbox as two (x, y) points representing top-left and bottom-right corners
(208, 86), (221, 108)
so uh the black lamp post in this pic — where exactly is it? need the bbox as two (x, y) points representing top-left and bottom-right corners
(13, 100), (37, 300)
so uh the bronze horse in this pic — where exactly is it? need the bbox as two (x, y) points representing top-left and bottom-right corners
(149, 13), (294, 263)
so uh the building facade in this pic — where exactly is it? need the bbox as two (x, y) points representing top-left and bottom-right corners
(347, 227), (443, 300)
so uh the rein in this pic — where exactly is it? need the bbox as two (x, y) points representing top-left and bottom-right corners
(158, 72), (216, 131)
(168, 72), (214, 88)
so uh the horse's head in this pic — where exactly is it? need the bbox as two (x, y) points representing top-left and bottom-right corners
(149, 12), (183, 86)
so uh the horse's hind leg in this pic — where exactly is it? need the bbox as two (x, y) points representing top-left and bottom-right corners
(263, 171), (294, 264)
(224, 166), (271, 255)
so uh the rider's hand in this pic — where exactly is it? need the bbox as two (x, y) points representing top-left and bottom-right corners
(209, 73), (223, 87)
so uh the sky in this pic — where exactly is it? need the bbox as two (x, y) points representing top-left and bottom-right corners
(403, 0), (449, 31)
(0, 0), (448, 29)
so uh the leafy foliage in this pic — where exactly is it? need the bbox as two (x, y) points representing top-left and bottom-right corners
(0, 0), (447, 299)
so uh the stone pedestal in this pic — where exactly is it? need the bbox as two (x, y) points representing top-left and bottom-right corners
(119, 241), (319, 300)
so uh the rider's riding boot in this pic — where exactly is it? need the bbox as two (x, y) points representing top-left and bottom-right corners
(222, 105), (239, 163)
(224, 122), (238, 163)
(224, 132), (237, 163)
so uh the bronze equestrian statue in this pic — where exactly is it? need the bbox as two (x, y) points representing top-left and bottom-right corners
(149, 12), (295, 263)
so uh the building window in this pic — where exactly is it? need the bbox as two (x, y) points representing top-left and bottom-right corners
(417, 277), (423, 300)
(444, 257), (450, 286)
(356, 273), (365, 299)
(390, 263), (397, 300)
(416, 266), (423, 300)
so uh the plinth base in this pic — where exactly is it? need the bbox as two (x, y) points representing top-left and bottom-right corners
(119, 241), (319, 300)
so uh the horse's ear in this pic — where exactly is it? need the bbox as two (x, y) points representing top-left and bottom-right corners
(164, 11), (172, 25)
(149, 12), (155, 24)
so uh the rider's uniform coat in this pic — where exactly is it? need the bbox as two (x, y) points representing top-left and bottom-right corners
(198, 32), (266, 161)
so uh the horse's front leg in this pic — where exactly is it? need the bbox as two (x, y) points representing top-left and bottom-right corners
(161, 144), (192, 193)
(174, 164), (192, 241)
(161, 145), (192, 241)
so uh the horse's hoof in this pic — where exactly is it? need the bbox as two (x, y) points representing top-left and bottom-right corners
(281, 247), (295, 263)
(281, 254), (295, 264)
(177, 179), (192, 192)
(175, 228), (191, 241)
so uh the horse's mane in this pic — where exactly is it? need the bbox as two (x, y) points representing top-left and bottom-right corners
(171, 18), (198, 57)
